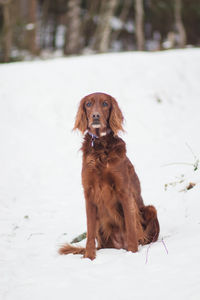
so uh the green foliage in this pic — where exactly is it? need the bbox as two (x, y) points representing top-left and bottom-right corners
(71, 232), (87, 244)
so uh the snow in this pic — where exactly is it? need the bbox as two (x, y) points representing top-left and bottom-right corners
(0, 49), (200, 300)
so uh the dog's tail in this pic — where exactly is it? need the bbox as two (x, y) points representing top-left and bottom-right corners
(141, 205), (160, 243)
(58, 244), (86, 256)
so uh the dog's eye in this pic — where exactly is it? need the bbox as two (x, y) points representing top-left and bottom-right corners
(86, 102), (92, 107)
(102, 101), (108, 107)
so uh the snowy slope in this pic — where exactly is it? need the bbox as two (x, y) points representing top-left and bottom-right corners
(0, 49), (200, 300)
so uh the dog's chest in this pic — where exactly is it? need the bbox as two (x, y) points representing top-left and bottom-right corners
(84, 153), (118, 202)
(85, 146), (110, 170)
(83, 144), (122, 222)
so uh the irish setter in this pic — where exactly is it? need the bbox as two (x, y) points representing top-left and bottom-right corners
(59, 92), (160, 260)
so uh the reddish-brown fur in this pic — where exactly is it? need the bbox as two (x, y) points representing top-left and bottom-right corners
(59, 92), (160, 260)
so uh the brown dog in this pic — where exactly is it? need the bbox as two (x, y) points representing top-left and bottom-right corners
(59, 92), (160, 260)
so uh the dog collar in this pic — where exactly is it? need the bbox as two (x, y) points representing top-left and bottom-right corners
(88, 129), (112, 147)
(88, 132), (98, 147)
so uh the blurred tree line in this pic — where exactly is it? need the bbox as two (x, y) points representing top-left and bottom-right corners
(0, 0), (200, 62)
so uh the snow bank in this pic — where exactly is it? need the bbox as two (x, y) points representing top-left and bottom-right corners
(0, 49), (200, 300)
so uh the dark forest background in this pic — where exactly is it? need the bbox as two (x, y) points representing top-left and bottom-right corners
(0, 0), (200, 63)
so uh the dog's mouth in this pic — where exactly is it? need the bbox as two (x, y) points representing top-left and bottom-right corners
(92, 122), (101, 128)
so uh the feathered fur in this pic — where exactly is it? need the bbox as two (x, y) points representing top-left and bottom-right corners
(59, 92), (159, 260)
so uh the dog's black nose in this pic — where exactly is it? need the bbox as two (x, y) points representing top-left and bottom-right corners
(92, 113), (100, 119)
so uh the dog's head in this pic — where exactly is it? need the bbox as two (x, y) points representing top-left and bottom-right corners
(73, 92), (124, 136)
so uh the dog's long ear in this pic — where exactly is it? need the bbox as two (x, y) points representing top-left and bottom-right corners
(73, 98), (87, 134)
(109, 96), (124, 136)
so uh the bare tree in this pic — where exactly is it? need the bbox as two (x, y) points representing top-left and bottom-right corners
(64, 0), (81, 55)
(0, 0), (13, 62)
(135, 0), (144, 51)
(39, 0), (50, 49)
(27, 0), (37, 55)
(111, 0), (132, 43)
(174, 0), (186, 48)
(82, 0), (101, 48)
(93, 0), (119, 53)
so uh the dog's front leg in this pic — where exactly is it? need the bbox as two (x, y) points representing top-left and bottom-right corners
(84, 195), (97, 260)
(121, 194), (138, 253)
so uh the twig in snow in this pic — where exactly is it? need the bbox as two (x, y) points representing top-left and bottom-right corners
(186, 143), (199, 171)
(145, 242), (152, 264)
(179, 182), (196, 192)
(27, 233), (44, 240)
(145, 237), (168, 264)
(162, 143), (199, 171)
(161, 237), (169, 254)
(162, 162), (194, 168)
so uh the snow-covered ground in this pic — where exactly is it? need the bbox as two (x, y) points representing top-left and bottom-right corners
(0, 49), (200, 300)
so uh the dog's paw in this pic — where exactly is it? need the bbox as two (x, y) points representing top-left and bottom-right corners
(127, 244), (138, 253)
(83, 249), (96, 260)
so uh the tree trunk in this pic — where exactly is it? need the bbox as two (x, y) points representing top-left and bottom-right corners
(1, 0), (12, 62)
(112, 0), (132, 43)
(174, 0), (186, 48)
(27, 0), (37, 55)
(93, 0), (119, 53)
(40, 0), (50, 49)
(52, 14), (58, 50)
(135, 0), (144, 51)
(64, 0), (81, 55)
(82, 0), (101, 48)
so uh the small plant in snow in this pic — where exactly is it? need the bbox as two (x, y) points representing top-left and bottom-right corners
(164, 143), (199, 191)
